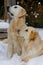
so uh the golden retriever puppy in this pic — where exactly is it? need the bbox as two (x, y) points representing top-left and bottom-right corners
(3, 5), (27, 43)
(6, 5), (27, 58)
(19, 26), (43, 62)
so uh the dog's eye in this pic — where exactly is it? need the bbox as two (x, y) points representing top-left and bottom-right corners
(25, 29), (28, 32)
(14, 6), (17, 8)
(17, 29), (20, 34)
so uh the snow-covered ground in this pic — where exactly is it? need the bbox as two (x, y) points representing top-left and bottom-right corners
(0, 20), (9, 29)
(0, 20), (43, 65)
(27, 55), (43, 65)
(0, 41), (26, 65)
(35, 28), (43, 40)
(0, 40), (43, 65)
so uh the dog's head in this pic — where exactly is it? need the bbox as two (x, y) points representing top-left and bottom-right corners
(19, 26), (39, 41)
(9, 5), (26, 20)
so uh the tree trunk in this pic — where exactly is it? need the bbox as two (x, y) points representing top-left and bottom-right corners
(4, 0), (8, 21)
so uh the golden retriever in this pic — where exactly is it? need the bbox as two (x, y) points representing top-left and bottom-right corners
(5, 5), (27, 58)
(19, 26), (43, 61)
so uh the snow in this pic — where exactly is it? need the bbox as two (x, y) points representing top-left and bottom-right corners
(0, 30), (42, 65)
(27, 55), (43, 65)
(35, 28), (43, 40)
(0, 40), (43, 65)
(0, 41), (8, 60)
(38, 2), (41, 5)
(0, 20), (9, 29)
(0, 54), (25, 65)
(0, 20), (43, 65)
(0, 41), (26, 65)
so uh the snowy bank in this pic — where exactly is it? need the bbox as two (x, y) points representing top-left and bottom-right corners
(0, 20), (9, 29)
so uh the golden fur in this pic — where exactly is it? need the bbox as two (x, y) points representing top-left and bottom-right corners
(3, 5), (43, 61)
(6, 5), (27, 58)
(19, 27), (43, 61)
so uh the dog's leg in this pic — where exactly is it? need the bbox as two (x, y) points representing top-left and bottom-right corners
(7, 41), (14, 59)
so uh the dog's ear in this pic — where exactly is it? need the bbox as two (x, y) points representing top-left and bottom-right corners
(19, 8), (26, 17)
(29, 31), (38, 41)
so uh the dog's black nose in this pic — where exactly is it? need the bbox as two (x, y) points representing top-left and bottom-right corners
(14, 6), (17, 8)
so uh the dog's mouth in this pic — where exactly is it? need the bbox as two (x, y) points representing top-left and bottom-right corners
(9, 6), (18, 15)
(10, 12), (14, 16)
